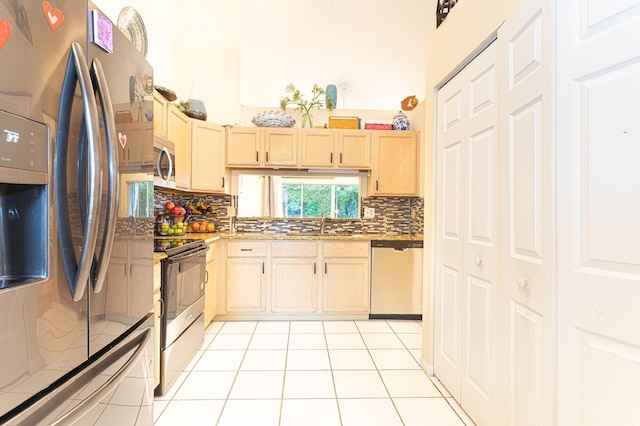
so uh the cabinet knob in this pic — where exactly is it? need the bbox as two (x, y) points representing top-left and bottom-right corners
(517, 277), (529, 290)
(474, 256), (483, 267)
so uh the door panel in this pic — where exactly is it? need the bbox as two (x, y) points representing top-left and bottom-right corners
(435, 42), (498, 424)
(510, 302), (543, 426)
(557, 0), (640, 423)
(498, 1), (554, 425)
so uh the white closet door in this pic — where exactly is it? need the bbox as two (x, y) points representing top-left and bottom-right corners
(435, 61), (467, 402)
(435, 43), (499, 425)
(497, 0), (554, 425)
(556, 0), (640, 424)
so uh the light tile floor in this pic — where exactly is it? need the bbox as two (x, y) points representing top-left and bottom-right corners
(154, 320), (475, 426)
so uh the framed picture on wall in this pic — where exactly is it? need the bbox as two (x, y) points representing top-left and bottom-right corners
(436, 0), (458, 27)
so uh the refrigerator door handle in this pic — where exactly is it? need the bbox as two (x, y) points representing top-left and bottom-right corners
(54, 42), (102, 302)
(89, 58), (120, 294)
(4, 328), (151, 426)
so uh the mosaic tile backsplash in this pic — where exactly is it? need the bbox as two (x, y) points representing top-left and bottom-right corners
(155, 191), (424, 236)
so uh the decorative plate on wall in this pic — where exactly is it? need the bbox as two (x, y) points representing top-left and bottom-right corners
(117, 6), (148, 57)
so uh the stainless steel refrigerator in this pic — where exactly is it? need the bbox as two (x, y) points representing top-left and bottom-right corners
(0, 1), (155, 424)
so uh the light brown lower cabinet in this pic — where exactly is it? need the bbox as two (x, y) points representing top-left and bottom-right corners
(225, 241), (268, 313)
(321, 241), (370, 313)
(271, 241), (318, 313)
(204, 241), (217, 327)
(219, 239), (370, 316)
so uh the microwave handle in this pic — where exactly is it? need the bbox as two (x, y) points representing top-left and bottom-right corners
(157, 147), (173, 181)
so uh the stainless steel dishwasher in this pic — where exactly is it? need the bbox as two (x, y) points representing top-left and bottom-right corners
(370, 240), (424, 320)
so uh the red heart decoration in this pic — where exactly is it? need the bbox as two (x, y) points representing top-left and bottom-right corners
(42, 1), (64, 31)
(0, 19), (10, 49)
(118, 132), (127, 148)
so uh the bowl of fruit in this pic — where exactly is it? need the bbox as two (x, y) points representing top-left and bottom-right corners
(187, 220), (216, 233)
(164, 201), (187, 217)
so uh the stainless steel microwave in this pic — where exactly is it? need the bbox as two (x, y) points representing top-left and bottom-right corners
(153, 135), (175, 189)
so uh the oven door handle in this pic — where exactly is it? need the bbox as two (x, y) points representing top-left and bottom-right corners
(167, 246), (208, 263)
(89, 58), (119, 295)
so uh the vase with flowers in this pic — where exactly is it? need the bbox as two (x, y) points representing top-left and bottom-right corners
(279, 83), (335, 128)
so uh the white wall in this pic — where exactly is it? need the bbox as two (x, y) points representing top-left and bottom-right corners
(240, 0), (429, 111)
(94, 1), (430, 128)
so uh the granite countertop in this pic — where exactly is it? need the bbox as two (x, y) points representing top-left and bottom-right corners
(153, 252), (167, 265)
(186, 232), (423, 242)
(153, 232), (422, 263)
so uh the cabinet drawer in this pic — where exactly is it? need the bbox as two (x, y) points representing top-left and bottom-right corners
(271, 241), (318, 258)
(227, 241), (268, 257)
(322, 241), (369, 258)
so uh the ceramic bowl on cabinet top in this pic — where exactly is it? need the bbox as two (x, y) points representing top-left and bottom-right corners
(251, 111), (296, 127)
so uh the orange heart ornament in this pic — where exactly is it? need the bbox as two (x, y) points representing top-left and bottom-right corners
(42, 1), (64, 31)
(0, 19), (10, 48)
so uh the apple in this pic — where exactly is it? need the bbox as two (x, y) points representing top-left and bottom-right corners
(179, 207), (186, 215)
(171, 206), (181, 215)
(165, 201), (175, 210)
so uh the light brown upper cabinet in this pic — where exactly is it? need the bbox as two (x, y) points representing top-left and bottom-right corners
(167, 104), (190, 190)
(300, 129), (372, 170)
(153, 90), (168, 138)
(226, 127), (298, 168)
(191, 120), (229, 194)
(368, 131), (419, 196)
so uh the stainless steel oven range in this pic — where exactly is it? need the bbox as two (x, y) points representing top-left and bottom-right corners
(155, 238), (207, 395)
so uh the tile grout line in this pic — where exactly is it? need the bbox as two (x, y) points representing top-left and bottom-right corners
(154, 320), (226, 425)
(370, 319), (408, 424)
(323, 321), (344, 426)
(277, 321), (292, 426)
(215, 321), (258, 426)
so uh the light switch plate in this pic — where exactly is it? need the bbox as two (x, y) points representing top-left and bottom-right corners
(363, 207), (375, 219)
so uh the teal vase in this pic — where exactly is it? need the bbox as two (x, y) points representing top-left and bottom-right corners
(326, 84), (337, 110)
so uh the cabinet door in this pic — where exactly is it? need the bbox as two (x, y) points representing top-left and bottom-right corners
(337, 131), (371, 169)
(264, 129), (298, 166)
(153, 90), (168, 138)
(226, 258), (267, 313)
(369, 131), (418, 196)
(153, 290), (161, 388)
(204, 254), (217, 327)
(129, 246), (154, 319)
(191, 121), (227, 193)
(271, 258), (318, 313)
(226, 127), (261, 167)
(300, 129), (335, 168)
(322, 257), (370, 313)
(105, 256), (128, 316)
(167, 105), (190, 189)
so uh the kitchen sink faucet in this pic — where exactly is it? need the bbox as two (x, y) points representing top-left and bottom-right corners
(320, 216), (329, 234)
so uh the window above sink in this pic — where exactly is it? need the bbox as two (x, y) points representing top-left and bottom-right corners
(234, 171), (363, 219)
